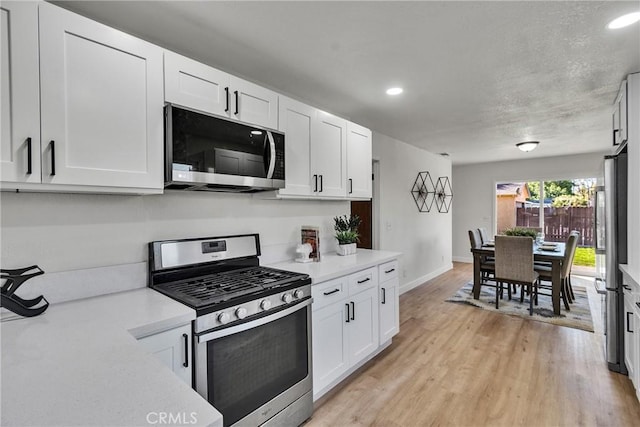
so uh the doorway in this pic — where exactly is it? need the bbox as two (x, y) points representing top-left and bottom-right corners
(351, 160), (379, 250)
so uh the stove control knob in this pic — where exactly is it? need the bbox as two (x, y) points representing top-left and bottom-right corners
(282, 293), (293, 304)
(235, 307), (248, 319)
(218, 312), (231, 324)
(294, 289), (304, 299)
(260, 299), (272, 311)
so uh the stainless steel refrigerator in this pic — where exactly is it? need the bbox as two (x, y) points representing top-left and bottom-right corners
(596, 149), (628, 373)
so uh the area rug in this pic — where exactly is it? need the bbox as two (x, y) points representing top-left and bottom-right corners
(446, 282), (594, 332)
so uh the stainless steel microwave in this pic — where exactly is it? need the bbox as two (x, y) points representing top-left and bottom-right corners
(164, 104), (285, 192)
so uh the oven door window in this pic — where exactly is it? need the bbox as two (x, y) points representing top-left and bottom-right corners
(207, 306), (309, 426)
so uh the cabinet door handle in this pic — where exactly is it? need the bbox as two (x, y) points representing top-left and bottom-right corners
(636, 302), (640, 310)
(224, 87), (230, 112)
(381, 287), (386, 304)
(234, 90), (239, 115)
(49, 140), (56, 176)
(385, 268), (396, 274)
(623, 285), (632, 291)
(357, 277), (370, 284)
(627, 312), (633, 333)
(319, 175), (323, 192)
(26, 137), (32, 175)
(323, 288), (340, 296)
(350, 301), (355, 320)
(313, 174), (318, 192)
(345, 303), (350, 323)
(349, 178), (353, 194)
(182, 333), (189, 367)
(613, 129), (619, 146)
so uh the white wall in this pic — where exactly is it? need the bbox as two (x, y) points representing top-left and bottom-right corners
(452, 151), (607, 262)
(373, 132), (453, 293)
(0, 191), (348, 272)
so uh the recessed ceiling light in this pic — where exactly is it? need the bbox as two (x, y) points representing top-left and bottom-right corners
(386, 87), (403, 95)
(516, 141), (539, 152)
(607, 12), (640, 29)
(250, 130), (263, 135)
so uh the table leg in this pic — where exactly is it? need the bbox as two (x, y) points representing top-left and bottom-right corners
(552, 259), (561, 315)
(473, 253), (481, 299)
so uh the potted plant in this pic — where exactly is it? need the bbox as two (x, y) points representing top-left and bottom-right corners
(502, 227), (538, 240)
(334, 214), (361, 256)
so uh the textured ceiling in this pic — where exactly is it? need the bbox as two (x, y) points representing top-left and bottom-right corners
(54, 1), (640, 164)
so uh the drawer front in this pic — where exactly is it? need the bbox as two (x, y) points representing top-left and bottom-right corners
(348, 267), (378, 296)
(312, 277), (348, 311)
(379, 260), (399, 283)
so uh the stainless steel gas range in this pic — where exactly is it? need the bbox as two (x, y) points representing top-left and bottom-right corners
(148, 234), (313, 427)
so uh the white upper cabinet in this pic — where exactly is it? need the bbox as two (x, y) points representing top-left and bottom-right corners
(38, 2), (164, 190)
(311, 111), (347, 198)
(164, 51), (230, 118)
(164, 51), (278, 130)
(278, 96), (315, 196)
(0, 2), (40, 183)
(230, 76), (278, 130)
(346, 122), (372, 199)
(613, 80), (628, 147)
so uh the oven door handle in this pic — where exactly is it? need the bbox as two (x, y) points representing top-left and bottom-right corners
(196, 298), (312, 343)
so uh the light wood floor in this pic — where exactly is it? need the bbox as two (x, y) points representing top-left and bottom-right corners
(307, 262), (640, 426)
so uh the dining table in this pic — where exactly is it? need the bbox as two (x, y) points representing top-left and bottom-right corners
(471, 241), (566, 315)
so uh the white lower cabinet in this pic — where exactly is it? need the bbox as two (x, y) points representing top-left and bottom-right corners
(312, 261), (400, 400)
(379, 260), (400, 343)
(137, 324), (192, 386)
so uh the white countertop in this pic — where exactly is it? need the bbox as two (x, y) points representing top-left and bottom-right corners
(271, 249), (402, 284)
(1, 288), (222, 427)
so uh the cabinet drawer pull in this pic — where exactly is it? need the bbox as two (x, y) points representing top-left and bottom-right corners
(319, 174), (323, 192)
(381, 287), (386, 304)
(627, 312), (633, 333)
(623, 285), (631, 291)
(613, 129), (619, 146)
(350, 301), (355, 320)
(345, 303), (350, 323)
(224, 87), (230, 112)
(26, 137), (32, 175)
(49, 140), (56, 176)
(234, 90), (239, 115)
(323, 288), (340, 296)
(349, 178), (353, 194)
(313, 174), (318, 192)
(384, 268), (396, 274)
(182, 333), (189, 368)
(357, 277), (370, 284)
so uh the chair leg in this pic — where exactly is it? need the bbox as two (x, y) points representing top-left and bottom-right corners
(529, 282), (534, 316)
(568, 275), (575, 301)
(496, 282), (500, 309)
(561, 278), (570, 311)
(564, 278), (573, 304)
(507, 281), (512, 300)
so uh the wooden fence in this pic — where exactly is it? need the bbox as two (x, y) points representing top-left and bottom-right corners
(516, 206), (594, 246)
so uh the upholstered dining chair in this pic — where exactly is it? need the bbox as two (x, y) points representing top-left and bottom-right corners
(468, 229), (494, 284)
(478, 227), (490, 245)
(494, 235), (539, 315)
(535, 232), (579, 310)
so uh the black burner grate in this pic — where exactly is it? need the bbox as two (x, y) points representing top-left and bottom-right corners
(153, 266), (307, 309)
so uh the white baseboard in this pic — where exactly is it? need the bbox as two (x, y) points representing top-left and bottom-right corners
(399, 263), (453, 295)
(452, 256), (473, 263)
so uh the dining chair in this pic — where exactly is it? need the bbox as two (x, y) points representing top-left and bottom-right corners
(469, 229), (494, 283)
(535, 233), (579, 311)
(478, 227), (490, 245)
(494, 235), (539, 315)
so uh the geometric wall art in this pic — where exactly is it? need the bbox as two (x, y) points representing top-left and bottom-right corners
(410, 171), (435, 212)
(435, 176), (453, 213)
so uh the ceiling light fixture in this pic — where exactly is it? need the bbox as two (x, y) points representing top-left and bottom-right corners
(607, 12), (640, 29)
(516, 141), (539, 152)
(386, 87), (403, 95)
